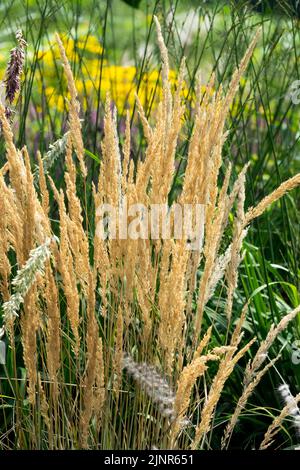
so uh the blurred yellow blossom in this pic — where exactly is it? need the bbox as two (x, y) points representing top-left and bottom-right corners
(34, 33), (189, 115)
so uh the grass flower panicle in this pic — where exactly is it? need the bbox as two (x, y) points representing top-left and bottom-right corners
(2, 237), (54, 323)
(33, 132), (69, 182)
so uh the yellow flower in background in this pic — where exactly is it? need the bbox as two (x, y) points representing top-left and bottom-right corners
(32, 33), (191, 116)
(44, 86), (67, 112)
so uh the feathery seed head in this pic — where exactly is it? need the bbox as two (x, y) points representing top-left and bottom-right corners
(123, 353), (177, 421)
(4, 30), (27, 105)
(2, 237), (54, 323)
(278, 383), (300, 437)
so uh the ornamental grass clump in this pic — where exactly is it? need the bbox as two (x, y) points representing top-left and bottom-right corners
(0, 19), (299, 450)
